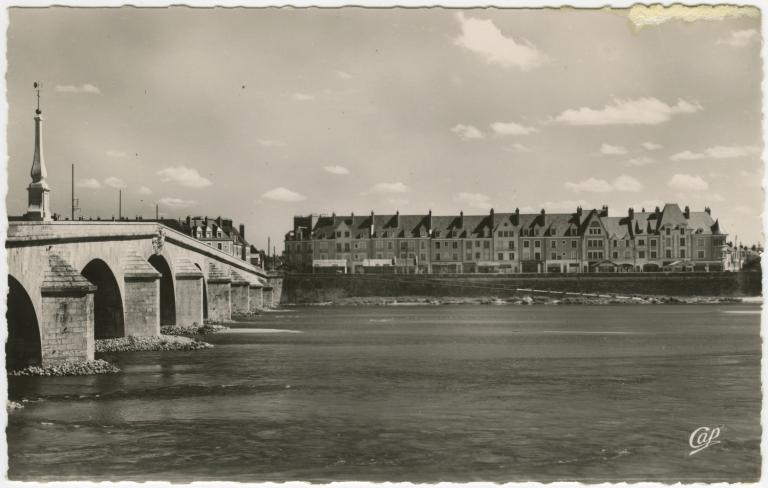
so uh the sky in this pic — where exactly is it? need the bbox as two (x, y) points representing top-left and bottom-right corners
(5, 6), (764, 250)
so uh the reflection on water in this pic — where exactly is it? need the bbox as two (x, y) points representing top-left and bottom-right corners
(7, 304), (762, 482)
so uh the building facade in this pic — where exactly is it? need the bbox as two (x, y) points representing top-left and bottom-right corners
(162, 216), (251, 263)
(284, 204), (727, 274)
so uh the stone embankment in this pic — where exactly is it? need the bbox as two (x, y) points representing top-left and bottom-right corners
(96, 335), (213, 352)
(293, 294), (750, 307)
(8, 359), (120, 377)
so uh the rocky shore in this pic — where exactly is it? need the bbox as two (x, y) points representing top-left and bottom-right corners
(96, 335), (213, 352)
(293, 294), (752, 307)
(8, 359), (120, 377)
(161, 324), (228, 337)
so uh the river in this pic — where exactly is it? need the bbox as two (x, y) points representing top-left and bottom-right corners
(6, 304), (762, 482)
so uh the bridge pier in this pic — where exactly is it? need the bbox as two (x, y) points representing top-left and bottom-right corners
(262, 285), (274, 309)
(123, 250), (162, 336)
(249, 282), (264, 312)
(207, 263), (232, 322)
(230, 270), (250, 315)
(40, 254), (96, 366)
(175, 258), (205, 326)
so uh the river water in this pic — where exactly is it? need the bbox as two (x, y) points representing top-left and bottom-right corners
(6, 304), (762, 482)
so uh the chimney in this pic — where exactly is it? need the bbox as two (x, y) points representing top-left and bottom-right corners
(600, 205), (608, 217)
(459, 210), (464, 228)
(684, 205), (690, 219)
(489, 208), (495, 228)
(514, 207), (520, 225)
(628, 208), (634, 220)
(332, 212), (336, 225)
(370, 210), (375, 237)
(576, 205), (582, 218)
(239, 223), (245, 239)
(654, 206), (661, 216)
(394, 210), (400, 227)
(540, 208), (546, 227)
(705, 206), (711, 215)
(427, 209), (433, 233)
(186, 215), (191, 226)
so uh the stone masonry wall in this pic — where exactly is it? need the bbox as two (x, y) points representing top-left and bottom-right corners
(123, 278), (160, 336)
(40, 292), (94, 365)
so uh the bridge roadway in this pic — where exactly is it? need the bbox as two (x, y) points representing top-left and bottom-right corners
(5, 221), (282, 368)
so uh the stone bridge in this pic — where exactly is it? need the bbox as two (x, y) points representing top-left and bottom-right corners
(6, 221), (282, 368)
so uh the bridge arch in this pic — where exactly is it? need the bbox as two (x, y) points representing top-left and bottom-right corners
(81, 259), (125, 339)
(6, 275), (42, 369)
(148, 254), (177, 326)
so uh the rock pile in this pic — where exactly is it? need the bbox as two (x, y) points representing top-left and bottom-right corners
(96, 335), (213, 352)
(161, 324), (227, 337)
(8, 359), (120, 376)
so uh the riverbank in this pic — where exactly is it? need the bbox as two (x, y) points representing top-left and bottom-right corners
(161, 324), (228, 338)
(288, 294), (755, 307)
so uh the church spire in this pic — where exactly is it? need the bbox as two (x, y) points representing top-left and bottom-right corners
(25, 81), (52, 221)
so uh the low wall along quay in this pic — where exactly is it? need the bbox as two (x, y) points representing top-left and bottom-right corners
(281, 271), (762, 303)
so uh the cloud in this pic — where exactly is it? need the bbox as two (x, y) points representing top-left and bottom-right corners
(157, 166), (212, 188)
(641, 141), (663, 150)
(668, 174), (709, 191)
(717, 29), (759, 47)
(490, 121), (538, 136)
(554, 97), (701, 126)
(293, 92), (315, 101)
(103, 176), (126, 189)
(137, 186), (152, 195)
(388, 198), (409, 206)
(77, 178), (102, 189)
(257, 139), (286, 147)
(324, 165), (350, 175)
(625, 156), (656, 167)
(261, 187), (307, 202)
(54, 83), (101, 94)
(455, 192), (494, 210)
(600, 143), (628, 155)
(369, 182), (409, 194)
(503, 143), (532, 153)
(106, 150), (128, 159)
(453, 12), (547, 70)
(566, 175), (643, 193)
(158, 197), (197, 209)
(451, 124), (485, 140)
(670, 145), (760, 161)
(538, 200), (595, 212)
(336, 70), (353, 79)
(629, 199), (664, 211)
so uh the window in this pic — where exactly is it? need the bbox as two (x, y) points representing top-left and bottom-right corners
(336, 243), (342, 252)
(344, 243), (350, 252)
(697, 238), (704, 248)
(613, 240), (618, 247)
(680, 249), (686, 258)
(435, 242), (441, 249)
(551, 241), (556, 248)
(651, 251), (657, 259)
(571, 240), (577, 249)
(509, 241), (515, 250)
(466, 253), (472, 261)
(666, 250), (672, 258)
(550, 252), (557, 260)
(638, 239), (645, 246)
(475, 252), (480, 259)
(612, 251), (618, 259)
(509, 252), (515, 260)
(679, 237), (686, 246)
(697, 250), (705, 259)
(344, 231), (350, 237)
(436, 253), (441, 261)
(534, 240), (541, 248)
(498, 253), (504, 260)
(680, 228), (685, 235)
(524, 241), (530, 248)
(217, 243), (222, 250)
(639, 251), (646, 259)
(534, 252), (541, 260)
(336, 231), (341, 238)
(453, 241), (458, 249)
(665, 228), (671, 236)
(650, 239), (658, 248)
(420, 241), (426, 249)
(483, 241), (490, 249)
(420, 254), (426, 261)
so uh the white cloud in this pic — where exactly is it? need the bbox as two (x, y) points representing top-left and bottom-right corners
(106, 150), (128, 159)
(538, 200), (595, 212)
(293, 92), (315, 101)
(54, 83), (101, 94)
(668, 174), (709, 191)
(717, 29), (759, 47)
(369, 182), (409, 194)
(257, 139), (286, 147)
(455, 191), (493, 210)
(388, 198), (409, 206)
(554, 97), (701, 126)
(503, 143), (532, 153)
(323, 165), (350, 175)
(670, 145), (760, 161)
(261, 187), (307, 202)
(77, 178), (102, 189)
(600, 143), (628, 155)
(451, 124), (485, 140)
(629, 199), (664, 211)
(103, 176), (126, 189)
(137, 186), (152, 195)
(641, 141), (663, 150)
(566, 175), (643, 193)
(627, 5), (759, 29)
(453, 12), (547, 70)
(158, 197), (197, 209)
(625, 156), (656, 167)
(157, 166), (212, 188)
(336, 70), (353, 79)
(490, 121), (538, 136)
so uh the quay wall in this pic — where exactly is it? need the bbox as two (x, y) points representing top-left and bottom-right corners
(281, 272), (762, 303)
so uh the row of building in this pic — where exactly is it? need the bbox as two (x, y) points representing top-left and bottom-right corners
(283, 204), (729, 274)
